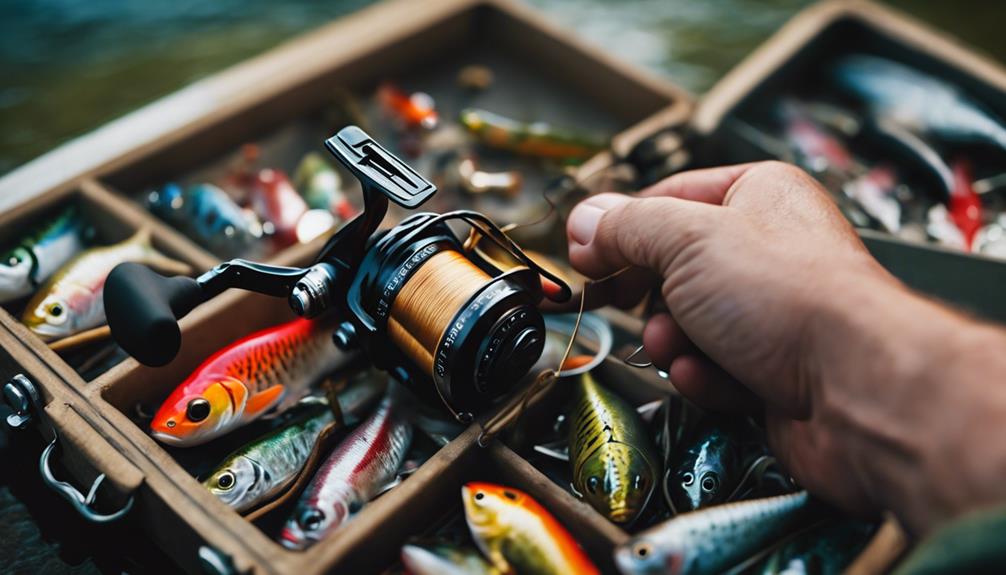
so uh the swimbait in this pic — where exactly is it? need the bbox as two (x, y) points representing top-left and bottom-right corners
(615, 491), (814, 575)
(22, 228), (189, 341)
(833, 55), (1006, 152)
(0, 205), (89, 303)
(378, 83), (438, 130)
(246, 168), (311, 248)
(292, 152), (355, 219)
(150, 317), (342, 447)
(203, 376), (384, 512)
(459, 108), (606, 162)
(400, 541), (502, 575)
(842, 165), (902, 233)
(568, 373), (660, 525)
(463, 482), (599, 575)
(147, 182), (261, 258)
(755, 519), (876, 575)
(279, 388), (412, 550)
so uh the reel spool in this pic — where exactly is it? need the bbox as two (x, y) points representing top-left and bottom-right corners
(105, 126), (571, 422)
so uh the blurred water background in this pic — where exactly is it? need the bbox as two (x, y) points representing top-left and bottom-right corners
(1, 0), (1003, 176)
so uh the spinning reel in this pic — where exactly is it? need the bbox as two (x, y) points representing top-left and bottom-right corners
(105, 126), (571, 422)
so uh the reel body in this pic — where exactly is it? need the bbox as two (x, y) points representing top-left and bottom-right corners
(105, 126), (570, 422)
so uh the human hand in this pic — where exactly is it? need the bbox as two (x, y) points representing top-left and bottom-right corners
(566, 161), (1006, 534)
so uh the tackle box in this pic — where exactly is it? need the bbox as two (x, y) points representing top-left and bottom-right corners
(0, 0), (999, 572)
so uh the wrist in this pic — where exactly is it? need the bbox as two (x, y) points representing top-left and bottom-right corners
(806, 271), (1006, 535)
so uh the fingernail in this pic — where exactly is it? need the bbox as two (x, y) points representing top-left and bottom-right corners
(568, 194), (629, 245)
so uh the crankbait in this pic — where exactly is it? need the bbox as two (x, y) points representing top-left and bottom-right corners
(400, 541), (502, 575)
(0, 205), (89, 303)
(22, 228), (188, 342)
(833, 55), (1006, 152)
(615, 491), (814, 575)
(377, 83), (439, 130)
(246, 169), (312, 248)
(150, 317), (342, 447)
(292, 152), (356, 220)
(841, 165), (902, 233)
(279, 388), (412, 550)
(146, 182), (261, 258)
(754, 519), (876, 575)
(459, 108), (606, 162)
(203, 376), (384, 512)
(463, 482), (600, 575)
(568, 373), (660, 525)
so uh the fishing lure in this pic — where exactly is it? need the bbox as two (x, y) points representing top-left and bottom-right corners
(279, 388), (412, 550)
(377, 83), (439, 130)
(459, 108), (607, 162)
(754, 519), (876, 575)
(833, 55), (1006, 152)
(150, 317), (342, 447)
(779, 99), (855, 175)
(21, 228), (188, 342)
(203, 376), (384, 512)
(462, 482), (600, 575)
(615, 491), (814, 575)
(246, 168), (312, 248)
(568, 373), (660, 525)
(841, 165), (902, 233)
(949, 159), (983, 250)
(0, 205), (89, 303)
(147, 182), (261, 258)
(457, 157), (522, 197)
(400, 541), (502, 575)
(292, 152), (356, 220)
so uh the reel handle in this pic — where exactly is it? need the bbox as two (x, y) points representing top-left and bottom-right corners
(105, 263), (203, 367)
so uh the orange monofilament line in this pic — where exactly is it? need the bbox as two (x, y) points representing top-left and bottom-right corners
(389, 250), (492, 377)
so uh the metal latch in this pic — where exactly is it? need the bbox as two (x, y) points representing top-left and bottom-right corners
(4, 373), (42, 429)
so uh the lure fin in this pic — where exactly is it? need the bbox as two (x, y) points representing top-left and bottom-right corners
(246, 385), (285, 417)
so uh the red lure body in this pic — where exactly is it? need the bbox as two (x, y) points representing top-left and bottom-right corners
(377, 83), (438, 130)
(949, 159), (983, 250)
(248, 169), (309, 248)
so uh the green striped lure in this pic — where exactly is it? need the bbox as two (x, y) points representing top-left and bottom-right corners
(568, 373), (660, 525)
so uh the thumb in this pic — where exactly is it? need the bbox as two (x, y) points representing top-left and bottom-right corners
(567, 193), (719, 278)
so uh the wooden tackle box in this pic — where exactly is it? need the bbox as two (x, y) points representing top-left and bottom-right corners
(0, 0), (1000, 572)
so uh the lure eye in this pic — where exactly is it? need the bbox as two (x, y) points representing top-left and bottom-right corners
(700, 472), (719, 494)
(347, 500), (363, 514)
(45, 301), (67, 325)
(186, 398), (211, 422)
(474, 492), (485, 501)
(299, 508), (325, 531)
(681, 472), (695, 487)
(632, 542), (654, 560)
(216, 471), (236, 490)
(587, 476), (601, 494)
(7, 254), (21, 267)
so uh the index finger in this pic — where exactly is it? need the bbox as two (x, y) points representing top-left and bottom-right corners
(638, 163), (757, 204)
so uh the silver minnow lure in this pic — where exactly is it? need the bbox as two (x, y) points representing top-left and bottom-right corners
(278, 388), (412, 550)
(203, 377), (386, 512)
(0, 205), (88, 303)
(615, 491), (813, 575)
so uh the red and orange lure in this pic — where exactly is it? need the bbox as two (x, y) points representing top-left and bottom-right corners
(949, 159), (983, 250)
(377, 83), (439, 130)
(150, 318), (343, 447)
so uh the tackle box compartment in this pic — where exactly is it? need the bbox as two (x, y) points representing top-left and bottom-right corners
(593, 0), (1006, 323)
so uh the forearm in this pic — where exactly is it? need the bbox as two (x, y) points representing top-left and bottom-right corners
(810, 274), (1006, 536)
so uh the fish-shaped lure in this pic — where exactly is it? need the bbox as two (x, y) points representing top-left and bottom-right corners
(569, 373), (660, 525)
(400, 541), (502, 575)
(755, 518), (876, 575)
(150, 318), (342, 447)
(463, 482), (600, 575)
(22, 228), (188, 341)
(1, 205), (89, 303)
(247, 169), (311, 249)
(292, 152), (355, 219)
(378, 83), (439, 130)
(460, 108), (606, 162)
(147, 183), (262, 258)
(615, 491), (813, 575)
(279, 388), (412, 550)
(203, 376), (385, 512)
(833, 55), (1006, 152)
